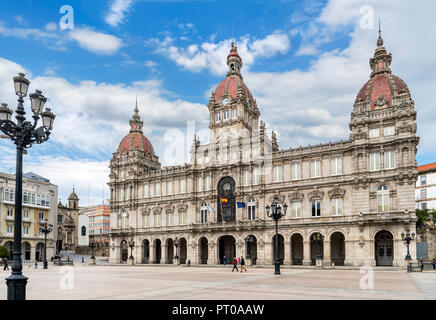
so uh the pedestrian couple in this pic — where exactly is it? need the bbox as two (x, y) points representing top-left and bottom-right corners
(231, 256), (247, 273)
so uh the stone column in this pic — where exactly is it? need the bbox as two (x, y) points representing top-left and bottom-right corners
(149, 245), (155, 264)
(162, 244), (168, 264)
(344, 239), (353, 266)
(186, 242), (196, 265)
(30, 245), (36, 262)
(323, 240), (331, 267)
(284, 241), (291, 265)
(303, 241), (311, 266)
(173, 242), (179, 265)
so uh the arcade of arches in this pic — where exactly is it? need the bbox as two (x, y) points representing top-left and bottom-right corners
(114, 229), (404, 267)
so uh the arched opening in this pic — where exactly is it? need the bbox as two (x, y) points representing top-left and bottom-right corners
(198, 237), (208, 264)
(219, 235), (236, 264)
(22, 242), (31, 261)
(271, 234), (284, 265)
(35, 242), (44, 262)
(4, 241), (13, 259)
(245, 235), (257, 265)
(179, 238), (187, 264)
(120, 240), (128, 263)
(166, 238), (174, 264)
(330, 232), (345, 266)
(217, 177), (236, 222)
(154, 239), (162, 264)
(310, 233), (324, 265)
(291, 234), (303, 265)
(142, 239), (150, 264)
(375, 230), (393, 266)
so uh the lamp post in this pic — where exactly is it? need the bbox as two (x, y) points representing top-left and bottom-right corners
(38, 221), (53, 269)
(89, 242), (96, 265)
(128, 239), (135, 265)
(401, 231), (415, 260)
(312, 233), (324, 266)
(174, 237), (179, 265)
(1, 73), (55, 300)
(266, 196), (288, 275)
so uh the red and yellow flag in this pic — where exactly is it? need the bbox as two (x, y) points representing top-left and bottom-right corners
(220, 197), (228, 203)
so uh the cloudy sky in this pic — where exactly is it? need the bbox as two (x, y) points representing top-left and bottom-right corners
(0, 0), (434, 205)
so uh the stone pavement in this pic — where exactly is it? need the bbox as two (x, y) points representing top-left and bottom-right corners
(0, 264), (434, 300)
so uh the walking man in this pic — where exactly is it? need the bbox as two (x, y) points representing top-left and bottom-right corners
(223, 255), (226, 266)
(432, 258), (436, 270)
(231, 257), (238, 272)
(240, 256), (247, 273)
(3, 257), (9, 270)
(420, 260), (424, 272)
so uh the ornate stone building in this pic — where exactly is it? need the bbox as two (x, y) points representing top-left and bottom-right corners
(56, 189), (80, 252)
(109, 33), (419, 267)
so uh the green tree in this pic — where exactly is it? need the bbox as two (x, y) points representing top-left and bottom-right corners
(416, 209), (436, 228)
(0, 246), (10, 258)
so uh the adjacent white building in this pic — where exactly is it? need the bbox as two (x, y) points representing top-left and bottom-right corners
(416, 163), (436, 210)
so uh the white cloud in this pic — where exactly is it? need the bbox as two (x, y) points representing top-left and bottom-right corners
(105, 0), (134, 27)
(153, 31), (291, 75)
(69, 27), (123, 55)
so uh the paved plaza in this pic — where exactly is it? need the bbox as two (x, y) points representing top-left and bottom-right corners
(0, 264), (435, 300)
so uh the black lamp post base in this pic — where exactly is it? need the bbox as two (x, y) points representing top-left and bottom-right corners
(274, 261), (281, 275)
(405, 254), (412, 260)
(43, 261), (48, 269)
(6, 274), (28, 300)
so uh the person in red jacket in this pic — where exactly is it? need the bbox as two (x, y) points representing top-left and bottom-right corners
(232, 257), (238, 272)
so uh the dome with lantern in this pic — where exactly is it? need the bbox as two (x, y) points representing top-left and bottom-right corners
(117, 103), (154, 159)
(354, 29), (411, 110)
(212, 42), (256, 108)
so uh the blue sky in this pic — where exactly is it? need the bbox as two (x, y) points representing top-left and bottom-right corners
(0, 0), (435, 204)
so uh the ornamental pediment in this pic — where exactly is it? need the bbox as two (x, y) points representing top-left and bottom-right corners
(164, 203), (175, 213)
(288, 191), (304, 202)
(307, 188), (324, 200)
(328, 186), (346, 199)
(268, 194), (285, 203)
(177, 203), (188, 212)
(152, 205), (162, 214)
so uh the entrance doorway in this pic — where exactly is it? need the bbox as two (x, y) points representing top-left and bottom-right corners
(166, 239), (174, 264)
(179, 238), (187, 264)
(199, 237), (208, 264)
(142, 239), (150, 264)
(291, 234), (303, 265)
(375, 230), (393, 266)
(330, 232), (345, 266)
(154, 239), (162, 264)
(219, 235), (236, 264)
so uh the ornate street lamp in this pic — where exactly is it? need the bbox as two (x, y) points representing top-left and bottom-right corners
(401, 231), (415, 260)
(38, 221), (53, 269)
(311, 233), (324, 260)
(266, 196), (288, 275)
(89, 242), (96, 260)
(174, 237), (179, 261)
(128, 239), (135, 260)
(0, 73), (55, 300)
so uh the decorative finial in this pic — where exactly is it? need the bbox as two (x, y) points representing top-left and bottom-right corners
(378, 18), (381, 37)
(377, 18), (383, 47)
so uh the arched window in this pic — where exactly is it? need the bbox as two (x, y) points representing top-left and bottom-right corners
(377, 186), (389, 212)
(81, 226), (86, 236)
(247, 198), (256, 220)
(200, 203), (208, 224)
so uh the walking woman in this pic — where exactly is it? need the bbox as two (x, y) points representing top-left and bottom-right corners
(231, 257), (239, 272)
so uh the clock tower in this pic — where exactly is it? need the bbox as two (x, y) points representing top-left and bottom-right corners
(207, 42), (260, 145)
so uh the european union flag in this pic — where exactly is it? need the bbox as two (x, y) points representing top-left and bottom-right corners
(237, 202), (246, 208)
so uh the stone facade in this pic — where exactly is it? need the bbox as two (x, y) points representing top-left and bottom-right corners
(56, 189), (80, 252)
(109, 34), (419, 267)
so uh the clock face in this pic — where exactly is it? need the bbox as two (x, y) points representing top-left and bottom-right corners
(222, 98), (229, 106)
(223, 183), (231, 191)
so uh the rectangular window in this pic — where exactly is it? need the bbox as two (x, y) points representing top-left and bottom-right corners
(244, 170), (250, 186)
(23, 192), (28, 204)
(39, 212), (45, 221)
(331, 157), (342, 175)
(144, 184), (149, 198)
(23, 209), (29, 218)
(377, 193), (389, 212)
(291, 162), (301, 180)
(206, 176), (211, 190)
(197, 177), (203, 192)
(155, 183), (161, 196)
(369, 128), (380, 138)
(223, 110), (229, 121)
(421, 176), (426, 186)
(232, 108), (237, 119)
(166, 213), (173, 226)
(143, 215), (149, 227)
(331, 198), (343, 216)
(253, 167), (261, 185)
(247, 205), (256, 220)
(311, 160), (321, 178)
(7, 208), (13, 216)
(370, 152), (381, 171)
(167, 181), (173, 195)
(154, 214), (161, 227)
(383, 125), (395, 136)
(291, 201), (301, 218)
(7, 225), (13, 233)
(23, 226), (29, 235)
(421, 189), (427, 199)
(179, 179), (186, 194)
(179, 211), (187, 225)
(243, 148), (249, 158)
(421, 202), (427, 210)
(37, 195), (41, 206)
(312, 200), (321, 217)
(46, 195), (50, 207)
(273, 165), (283, 182)
(215, 112), (221, 123)
(31, 194), (35, 205)
(384, 150), (396, 169)
(200, 209), (207, 224)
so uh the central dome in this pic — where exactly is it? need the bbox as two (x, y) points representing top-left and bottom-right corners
(213, 42), (256, 108)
